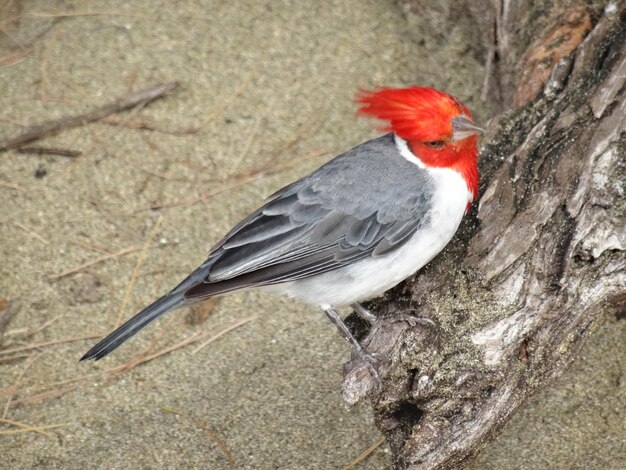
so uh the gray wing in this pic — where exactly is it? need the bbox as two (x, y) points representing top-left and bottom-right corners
(185, 134), (434, 298)
(81, 134), (434, 360)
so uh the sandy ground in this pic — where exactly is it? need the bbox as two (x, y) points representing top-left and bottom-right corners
(0, 1), (623, 469)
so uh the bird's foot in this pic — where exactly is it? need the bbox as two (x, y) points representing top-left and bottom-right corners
(353, 347), (382, 387)
(324, 305), (386, 403)
(342, 347), (385, 406)
(341, 309), (438, 406)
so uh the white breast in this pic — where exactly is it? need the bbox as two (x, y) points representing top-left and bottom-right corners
(273, 135), (474, 307)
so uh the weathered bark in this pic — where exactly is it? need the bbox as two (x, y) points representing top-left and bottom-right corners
(343, 1), (626, 468)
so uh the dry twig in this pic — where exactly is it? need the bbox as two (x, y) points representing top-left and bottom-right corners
(0, 181), (24, 191)
(0, 48), (32, 67)
(16, 146), (81, 157)
(7, 384), (84, 409)
(0, 82), (179, 152)
(2, 315), (63, 343)
(0, 354), (33, 364)
(1, 316), (254, 410)
(39, 29), (60, 101)
(0, 301), (20, 341)
(230, 118), (262, 171)
(12, 221), (49, 245)
(144, 148), (328, 212)
(71, 239), (113, 255)
(100, 115), (199, 136)
(2, 352), (42, 418)
(195, 65), (258, 129)
(0, 375), (89, 400)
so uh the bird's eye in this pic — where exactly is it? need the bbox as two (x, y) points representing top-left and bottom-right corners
(423, 140), (445, 148)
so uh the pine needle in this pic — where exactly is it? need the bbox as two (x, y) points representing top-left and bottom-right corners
(343, 436), (386, 470)
(50, 245), (146, 279)
(161, 406), (235, 468)
(192, 315), (257, 354)
(0, 333), (102, 355)
(0, 418), (64, 437)
(29, 10), (157, 20)
(114, 216), (163, 327)
(12, 221), (49, 244)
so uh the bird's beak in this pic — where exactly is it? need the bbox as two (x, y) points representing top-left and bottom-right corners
(451, 115), (484, 142)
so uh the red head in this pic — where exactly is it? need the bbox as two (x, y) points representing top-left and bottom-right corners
(356, 86), (482, 200)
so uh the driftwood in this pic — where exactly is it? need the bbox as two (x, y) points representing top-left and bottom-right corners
(343, 1), (626, 468)
(0, 81), (179, 152)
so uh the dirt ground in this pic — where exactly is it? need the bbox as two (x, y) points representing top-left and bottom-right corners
(0, 1), (623, 469)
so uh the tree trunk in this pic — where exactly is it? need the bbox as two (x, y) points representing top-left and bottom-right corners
(342, 1), (626, 468)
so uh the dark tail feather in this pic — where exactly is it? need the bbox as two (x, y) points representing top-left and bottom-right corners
(81, 291), (185, 361)
(81, 260), (268, 361)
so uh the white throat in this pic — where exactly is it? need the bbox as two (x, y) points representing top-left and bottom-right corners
(394, 134), (426, 168)
(393, 133), (474, 203)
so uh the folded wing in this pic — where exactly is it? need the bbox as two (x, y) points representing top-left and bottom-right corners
(185, 134), (434, 299)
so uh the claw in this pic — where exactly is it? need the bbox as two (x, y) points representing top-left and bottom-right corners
(324, 305), (387, 403)
(342, 350), (384, 406)
(355, 349), (382, 390)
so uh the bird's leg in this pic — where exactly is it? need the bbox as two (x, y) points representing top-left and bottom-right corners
(323, 306), (380, 384)
(324, 306), (366, 354)
(350, 302), (377, 323)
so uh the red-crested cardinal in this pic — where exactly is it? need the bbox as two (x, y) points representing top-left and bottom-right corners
(82, 86), (482, 366)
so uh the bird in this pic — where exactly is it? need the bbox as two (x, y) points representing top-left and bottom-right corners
(81, 86), (483, 367)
